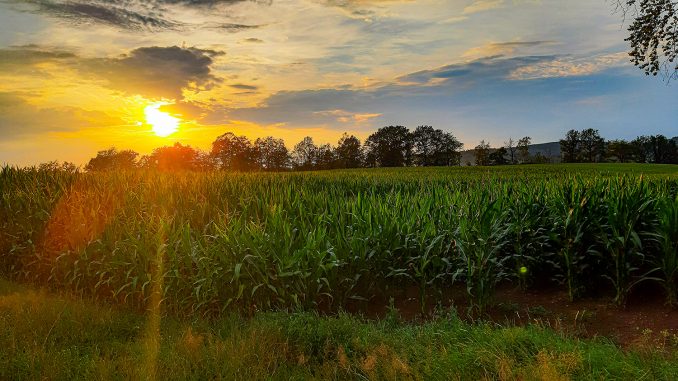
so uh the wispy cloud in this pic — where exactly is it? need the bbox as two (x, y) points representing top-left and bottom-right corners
(462, 0), (504, 15)
(4, 0), (267, 31)
(462, 40), (556, 60)
(508, 52), (629, 80)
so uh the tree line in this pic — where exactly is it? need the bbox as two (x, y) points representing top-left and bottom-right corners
(82, 125), (463, 172)
(34, 126), (676, 173)
(470, 129), (678, 167)
(559, 129), (678, 164)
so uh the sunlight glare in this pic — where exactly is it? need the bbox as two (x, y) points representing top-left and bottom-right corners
(145, 103), (180, 137)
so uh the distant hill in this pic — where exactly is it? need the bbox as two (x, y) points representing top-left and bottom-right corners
(460, 141), (561, 166)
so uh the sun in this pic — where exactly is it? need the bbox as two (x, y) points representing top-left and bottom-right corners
(144, 103), (180, 137)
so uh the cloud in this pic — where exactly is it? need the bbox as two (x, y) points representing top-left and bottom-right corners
(462, 0), (504, 15)
(241, 37), (264, 43)
(395, 55), (554, 85)
(0, 45), (76, 72)
(225, 88), (379, 127)
(0, 92), (122, 138)
(5, 0), (267, 31)
(221, 53), (634, 132)
(206, 22), (262, 32)
(507, 52), (629, 80)
(0, 45), (224, 100)
(462, 40), (556, 60)
(0, 44), (75, 62)
(313, 109), (382, 123)
(229, 83), (258, 90)
(80, 46), (224, 99)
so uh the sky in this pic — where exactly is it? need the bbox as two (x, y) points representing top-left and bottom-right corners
(0, 0), (675, 166)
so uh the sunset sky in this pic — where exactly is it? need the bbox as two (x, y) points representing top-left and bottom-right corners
(0, 0), (675, 166)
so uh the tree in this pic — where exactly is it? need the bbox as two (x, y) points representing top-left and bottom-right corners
(560, 130), (581, 163)
(143, 142), (204, 171)
(606, 139), (635, 163)
(292, 136), (319, 170)
(254, 136), (289, 171)
(474, 140), (491, 166)
(621, 0), (678, 79)
(39, 161), (79, 173)
(335, 133), (363, 168)
(489, 147), (509, 166)
(85, 147), (138, 172)
(412, 126), (437, 166)
(579, 128), (605, 163)
(431, 129), (463, 166)
(412, 126), (463, 166)
(316, 143), (336, 170)
(637, 134), (678, 163)
(211, 132), (257, 171)
(364, 126), (412, 167)
(517, 136), (531, 163)
(505, 138), (518, 165)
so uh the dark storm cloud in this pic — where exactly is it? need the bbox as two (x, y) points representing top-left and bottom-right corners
(81, 46), (224, 99)
(3, 0), (267, 31)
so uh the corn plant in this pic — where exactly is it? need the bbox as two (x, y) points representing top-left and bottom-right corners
(454, 198), (511, 316)
(598, 179), (659, 308)
(387, 234), (452, 315)
(656, 195), (678, 306)
(1, 165), (677, 317)
(552, 181), (603, 302)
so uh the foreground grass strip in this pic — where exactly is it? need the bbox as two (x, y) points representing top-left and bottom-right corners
(0, 280), (676, 380)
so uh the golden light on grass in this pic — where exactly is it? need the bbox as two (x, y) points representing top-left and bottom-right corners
(145, 103), (180, 137)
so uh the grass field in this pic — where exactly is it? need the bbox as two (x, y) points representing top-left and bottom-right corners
(1, 163), (678, 379)
(2, 279), (677, 380)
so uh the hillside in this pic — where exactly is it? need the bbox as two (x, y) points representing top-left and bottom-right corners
(460, 141), (561, 166)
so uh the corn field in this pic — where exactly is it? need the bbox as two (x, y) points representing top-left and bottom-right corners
(1, 164), (677, 316)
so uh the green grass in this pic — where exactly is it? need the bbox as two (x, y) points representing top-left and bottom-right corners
(1, 279), (677, 380)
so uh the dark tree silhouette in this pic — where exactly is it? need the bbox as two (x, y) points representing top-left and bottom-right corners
(316, 143), (336, 170)
(489, 147), (509, 166)
(254, 136), (289, 171)
(606, 139), (635, 163)
(85, 148), (138, 172)
(143, 142), (208, 171)
(431, 129), (463, 166)
(364, 126), (412, 167)
(505, 138), (518, 165)
(474, 140), (491, 166)
(517, 136), (532, 164)
(411, 126), (462, 166)
(579, 129), (606, 163)
(211, 132), (258, 171)
(39, 161), (79, 173)
(560, 130), (581, 163)
(292, 136), (319, 170)
(412, 126), (437, 166)
(632, 134), (678, 163)
(335, 133), (363, 168)
(621, 0), (678, 79)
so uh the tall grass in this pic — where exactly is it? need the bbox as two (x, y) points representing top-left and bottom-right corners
(1, 164), (677, 316)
